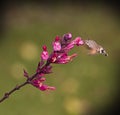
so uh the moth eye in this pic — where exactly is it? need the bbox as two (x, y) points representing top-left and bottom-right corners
(101, 49), (104, 53)
(99, 48), (104, 53)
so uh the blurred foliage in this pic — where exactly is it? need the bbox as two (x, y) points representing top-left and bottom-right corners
(0, 2), (120, 115)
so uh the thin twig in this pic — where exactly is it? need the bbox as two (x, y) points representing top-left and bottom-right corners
(0, 73), (38, 103)
(0, 80), (29, 103)
(0, 62), (50, 103)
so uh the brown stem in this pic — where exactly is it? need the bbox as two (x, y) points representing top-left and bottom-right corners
(0, 72), (38, 103)
(0, 81), (29, 103)
(0, 62), (51, 103)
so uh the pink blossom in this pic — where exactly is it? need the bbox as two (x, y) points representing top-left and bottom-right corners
(47, 86), (56, 90)
(74, 37), (84, 46)
(32, 79), (55, 91)
(48, 53), (57, 63)
(54, 53), (77, 64)
(39, 84), (56, 91)
(39, 84), (48, 91)
(53, 36), (61, 51)
(63, 41), (75, 51)
(41, 45), (49, 60)
(63, 33), (72, 40)
(62, 37), (83, 52)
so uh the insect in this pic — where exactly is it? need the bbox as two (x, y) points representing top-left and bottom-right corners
(84, 39), (108, 56)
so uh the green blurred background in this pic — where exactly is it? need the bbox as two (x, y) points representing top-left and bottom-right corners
(0, 1), (120, 115)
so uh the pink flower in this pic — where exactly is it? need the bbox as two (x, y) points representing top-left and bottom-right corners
(39, 84), (48, 91)
(39, 84), (56, 91)
(32, 78), (55, 91)
(41, 45), (49, 60)
(53, 36), (61, 51)
(63, 33), (72, 40)
(63, 41), (75, 51)
(62, 36), (83, 52)
(74, 37), (84, 46)
(53, 53), (77, 64)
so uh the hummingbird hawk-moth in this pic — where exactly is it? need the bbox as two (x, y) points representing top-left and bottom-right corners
(84, 40), (108, 56)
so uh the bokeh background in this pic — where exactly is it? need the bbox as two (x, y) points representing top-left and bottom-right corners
(0, 1), (120, 115)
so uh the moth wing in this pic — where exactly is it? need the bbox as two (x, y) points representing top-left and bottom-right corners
(84, 40), (99, 50)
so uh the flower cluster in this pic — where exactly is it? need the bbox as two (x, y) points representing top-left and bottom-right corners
(24, 33), (84, 91)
